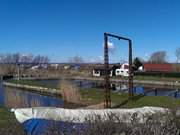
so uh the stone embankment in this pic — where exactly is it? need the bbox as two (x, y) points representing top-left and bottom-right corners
(3, 82), (61, 95)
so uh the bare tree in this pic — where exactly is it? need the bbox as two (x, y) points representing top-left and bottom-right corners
(33, 55), (50, 65)
(20, 54), (33, 63)
(0, 53), (50, 75)
(149, 51), (167, 63)
(13, 53), (21, 63)
(175, 48), (180, 63)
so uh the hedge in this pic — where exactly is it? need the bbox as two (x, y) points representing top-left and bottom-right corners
(134, 71), (180, 78)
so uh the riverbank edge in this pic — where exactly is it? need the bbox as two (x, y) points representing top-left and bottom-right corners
(61, 76), (180, 87)
(3, 82), (61, 95)
(13, 76), (180, 87)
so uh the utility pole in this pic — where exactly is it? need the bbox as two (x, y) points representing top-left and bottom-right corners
(104, 33), (133, 108)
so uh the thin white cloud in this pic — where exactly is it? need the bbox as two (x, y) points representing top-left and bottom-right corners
(107, 41), (115, 50)
(103, 41), (115, 54)
(103, 41), (115, 49)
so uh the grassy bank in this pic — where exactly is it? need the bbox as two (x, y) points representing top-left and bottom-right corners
(134, 75), (180, 82)
(0, 107), (25, 135)
(112, 75), (180, 82)
(80, 88), (180, 108)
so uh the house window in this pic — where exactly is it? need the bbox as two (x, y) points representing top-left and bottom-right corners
(95, 71), (99, 74)
(124, 65), (129, 69)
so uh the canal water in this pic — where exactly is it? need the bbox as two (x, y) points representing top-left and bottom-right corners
(0, 82), (63, 108)
(0, 79), (180, 109)
(36, 79), (180, 98)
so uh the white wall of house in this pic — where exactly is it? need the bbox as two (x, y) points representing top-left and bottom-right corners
(138, 66), (143, 71)
(64, 65), (71, 70)
(109, 70), (113, 77)
(50, 64), (59, 69)
(115, 63), (129, 77)
(31, 65), (39, 70)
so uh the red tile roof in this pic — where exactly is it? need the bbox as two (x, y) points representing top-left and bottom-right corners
(143, 63), (173, 72)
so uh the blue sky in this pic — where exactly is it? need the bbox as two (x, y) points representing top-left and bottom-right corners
(0, 0), (180, 62)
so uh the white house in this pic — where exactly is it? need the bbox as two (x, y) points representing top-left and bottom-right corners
(115, 63), (129, 77)
(63, 65), (71, 70)
(92, 69), (101, 77)
(31, 65), (39, 70)
(50, 64), (59, 69)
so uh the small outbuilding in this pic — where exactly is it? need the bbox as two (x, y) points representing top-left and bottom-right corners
(92, 67), (113, 77)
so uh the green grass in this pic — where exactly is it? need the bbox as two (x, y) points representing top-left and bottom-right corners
(80, 88), (106, 104)
(80, 88), (180, 108)
(134, 75), (180, 81)
(0, 107), (14, 119)
(124, 96), (180, 108)
(112, 75), (180, 82)
(80, 88), (129, 104)
(0, 107), (25, 134)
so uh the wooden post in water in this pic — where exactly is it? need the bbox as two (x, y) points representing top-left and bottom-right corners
(154, 88), (157, 96)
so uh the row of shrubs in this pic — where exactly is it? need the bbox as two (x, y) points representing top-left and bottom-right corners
(134, 71), (180, 78)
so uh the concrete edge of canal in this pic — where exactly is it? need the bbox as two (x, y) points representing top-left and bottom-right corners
(2, 82), (61, 95)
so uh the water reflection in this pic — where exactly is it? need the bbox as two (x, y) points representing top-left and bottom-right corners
(110, 83), (180, 98)
(36, 79), (98, 89)
(0, 83), (63, 108)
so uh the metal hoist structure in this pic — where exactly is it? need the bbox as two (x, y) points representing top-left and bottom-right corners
(104, 32), (133, 108)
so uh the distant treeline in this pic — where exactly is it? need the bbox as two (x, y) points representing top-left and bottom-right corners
(0, 53), (50, 64)
(0, 53), (50, 75)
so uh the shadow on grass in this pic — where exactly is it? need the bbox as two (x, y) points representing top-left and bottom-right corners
(112, 94), (145, 108)
(63, 101), (87, 109)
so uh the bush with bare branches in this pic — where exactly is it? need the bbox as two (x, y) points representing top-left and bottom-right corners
(60, 80), (81, 104)
(42, 110), (180, 135)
